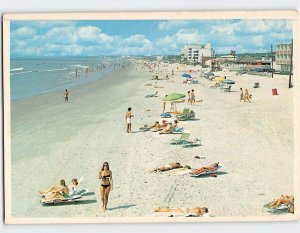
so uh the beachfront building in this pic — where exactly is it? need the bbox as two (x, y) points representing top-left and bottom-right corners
(276, 43), (292, 72)
(181, 42), (213, 65)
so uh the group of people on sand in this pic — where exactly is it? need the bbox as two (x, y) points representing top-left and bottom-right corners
(40, 162), (113, 212)
(240, 88), (252, 103)
(141, 119), (179, 133)
(187, 89), (202, 105)
(39, 178), (79, 202)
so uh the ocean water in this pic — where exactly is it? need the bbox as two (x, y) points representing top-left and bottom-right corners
(10, 57), (123, 100)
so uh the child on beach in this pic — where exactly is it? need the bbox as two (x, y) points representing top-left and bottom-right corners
(64, 89), (69, 103)
(125, 107), (134, 133)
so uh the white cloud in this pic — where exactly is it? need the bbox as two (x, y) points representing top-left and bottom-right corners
(251, 35), (264, 46)
(158, 21), (189, 30)
(175, 28), (201, 43)
(13, 26), (36, 37)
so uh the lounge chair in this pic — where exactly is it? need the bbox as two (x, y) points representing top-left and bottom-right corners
(221, 85), (231, 92)
(176, 110), (196, 121)
(41, 189), (88, 206)
(170, 132), (190, 144)
(264, 201), (294, 214)
(170, 132), (201, 147)
(159, 126), (184, 134)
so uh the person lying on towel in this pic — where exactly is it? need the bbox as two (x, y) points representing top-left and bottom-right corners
(190, 162), (219, 175)
(154, 207), (208, 217)
(151, 163), (187, 172)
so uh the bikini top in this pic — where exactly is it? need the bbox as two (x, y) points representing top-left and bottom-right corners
(101, 173), (111, 180)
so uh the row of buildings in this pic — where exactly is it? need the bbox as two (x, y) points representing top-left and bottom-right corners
(180, 42), (292, 72)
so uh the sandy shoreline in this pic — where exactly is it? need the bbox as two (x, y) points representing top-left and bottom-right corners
(10, 61), (293, 218)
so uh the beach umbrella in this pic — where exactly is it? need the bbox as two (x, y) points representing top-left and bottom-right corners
(163, 93), (186, 101)
(214, 77), (225, 82)
(181, 73), (192, 79)
(223, 79), (235, 85)
(205, 72), (215, 76)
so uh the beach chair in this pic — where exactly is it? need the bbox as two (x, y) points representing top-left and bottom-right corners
(41, 189), (88, 206)
(264, 201), (294, 214)
(176, 110), (196, 121)
(170, 132), (190, 144)
(159, 126), (184, 134)
(222, 86), (231, 92)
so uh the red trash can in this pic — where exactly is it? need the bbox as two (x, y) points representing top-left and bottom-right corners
(272, 88), (278, 95)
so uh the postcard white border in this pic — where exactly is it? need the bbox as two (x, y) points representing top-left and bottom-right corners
(3, 10), (299, 224)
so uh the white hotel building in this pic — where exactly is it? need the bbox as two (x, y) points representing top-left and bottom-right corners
(181, 42), (213, 64)
(276, 43), (292, 72)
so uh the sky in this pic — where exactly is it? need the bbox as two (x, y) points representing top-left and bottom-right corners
(10, 19), (293, 57)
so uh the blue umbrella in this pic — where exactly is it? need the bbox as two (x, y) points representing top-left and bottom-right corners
(181, 73), (192, 78)
(205, 72), (215, 76)
(223, 79), (235, 84)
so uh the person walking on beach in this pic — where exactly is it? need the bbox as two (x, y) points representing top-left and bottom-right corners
(191, 89), (196, 105)
(240, 88), (244, 102)
(64, 89), (69, 103)
(125, 107), (134, 133)
(98, 162), (113, 211)
(244, 89), (251, 103)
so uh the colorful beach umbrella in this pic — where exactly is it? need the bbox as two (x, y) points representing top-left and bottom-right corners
(163, 93), (186, 101)
(214, 77), (225, 82)
(181, 73), (192, 78)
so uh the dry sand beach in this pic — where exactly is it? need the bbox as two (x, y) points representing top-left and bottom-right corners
(10, 60), (293, 218)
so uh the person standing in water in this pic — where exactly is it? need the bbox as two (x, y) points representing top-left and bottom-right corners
(125, 107), (134, 133)
(64, 89), (69, 103)
(98, 162), (113, 211)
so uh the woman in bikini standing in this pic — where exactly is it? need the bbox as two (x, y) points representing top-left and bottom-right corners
(98, 162), (113, 211)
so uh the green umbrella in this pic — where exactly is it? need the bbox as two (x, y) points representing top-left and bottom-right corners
(163, 93), (186, 101)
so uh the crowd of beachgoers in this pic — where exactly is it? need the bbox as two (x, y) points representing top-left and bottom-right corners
(11, 58), (293, 219)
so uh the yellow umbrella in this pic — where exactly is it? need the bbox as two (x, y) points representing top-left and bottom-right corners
(214, 77), (225, 82)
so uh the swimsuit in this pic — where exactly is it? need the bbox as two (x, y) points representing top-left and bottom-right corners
(101, 174), (111, 189)
(126, 117), (131, 124)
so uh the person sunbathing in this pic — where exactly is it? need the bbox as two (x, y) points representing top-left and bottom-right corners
(154, 207), (208, 217)
(145, 92), (158, 98)
(190, 162), (219, 175)
(160, 120), (178, 133)
(140, 121), (160, 131)
(40, 179), (70, 202)
(69, 178), (79, 196)
(151, 162), (183, 172)
(270, 195), (294, 208)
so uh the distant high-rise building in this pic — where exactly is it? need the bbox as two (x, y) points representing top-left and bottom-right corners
(181, 42), (213, 64)
(276, 43), (292, 72)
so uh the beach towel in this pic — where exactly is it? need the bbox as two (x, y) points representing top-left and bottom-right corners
(190, 165), (222, 177)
